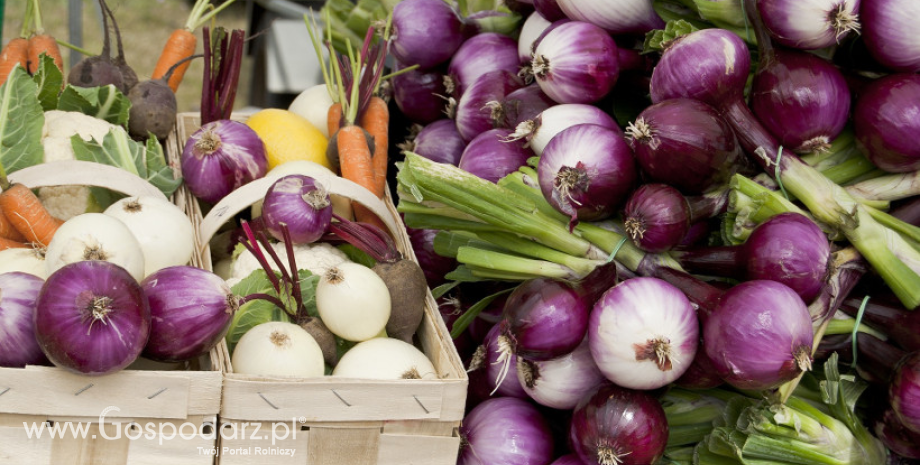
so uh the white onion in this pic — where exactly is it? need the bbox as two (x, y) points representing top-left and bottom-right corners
(0, 247), (47, 278)
(516, 338), (606, 410)
(316, 262), (391, 342)
(44, 213), (145, 281)
(588, 277), (699, 390)
(333, 337), (437, 379)
(103, 196), (195, 276)
(288, 84), (335, 138)
(231, 321), (325, 378)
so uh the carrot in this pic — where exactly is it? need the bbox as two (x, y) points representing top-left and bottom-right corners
(0, 236), (28, 252)
(359, 95), (389, 197)
(152, 0), (238, 93)
(327, 102), (343, 139)
(152, 29), (197, 93)
(337, 124), (389, 231)
(0, 183), (63, 248)
(0, 209), (26, 242)
(27, 34), (63, 74)
(0, 38), (29, 86)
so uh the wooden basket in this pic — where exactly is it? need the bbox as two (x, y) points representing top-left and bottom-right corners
(0, 161), (227, 465)
(170, 113), (467, 465)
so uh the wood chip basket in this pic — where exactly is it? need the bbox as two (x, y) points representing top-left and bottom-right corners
(0, 160), (226, 465)
(169, 113), (468, 465)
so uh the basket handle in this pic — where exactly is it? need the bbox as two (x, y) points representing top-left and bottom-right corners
(8, 160), (168, 200)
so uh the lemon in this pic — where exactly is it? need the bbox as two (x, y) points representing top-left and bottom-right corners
(245, 109), (331, 170)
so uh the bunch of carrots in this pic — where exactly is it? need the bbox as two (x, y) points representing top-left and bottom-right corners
(308, 13), (392, 235)
(0, 165), (62, 252)
(151, 0), (238, 93)
(0, 0), (64, 86)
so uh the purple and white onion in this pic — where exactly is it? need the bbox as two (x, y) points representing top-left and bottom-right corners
(390, 0), (465, 69)
(458, 128), (531, 183)
(756, 0), (861, 50)
(854, 73), (920, 173)
(557, 0), (665, 34)
(861, 0), (920, 72)
(458, 397), (555, 465)
(509, 103), (621, 156)
(454, 70), (524, 142)
(181, 119), (268, 204)
(0, 272), (49, 368)
(531, 20), (620, 104)
(261, 175), (333, 244)
(411, 119), (466, 166)
(517, 338), (606, 410)
(623, 184), (691, 253)
(447, 32), (521, 97)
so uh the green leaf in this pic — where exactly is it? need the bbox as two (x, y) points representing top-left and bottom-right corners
(643, 19), (700, 54)
(0, 66), (45, 175)
(71, 129), (142, 176)
(231, 269), (277, 296)
(336, 244), (376, 268)
(57, 84), (131, 126)
(297, 270), (321, 318)
(32, 54), (64, 111)
(145, 135), (183, 197)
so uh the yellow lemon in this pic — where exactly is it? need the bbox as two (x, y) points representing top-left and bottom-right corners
(245, 109), (331, 170)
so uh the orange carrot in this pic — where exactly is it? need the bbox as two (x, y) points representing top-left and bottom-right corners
(0, 209), (26, 242)
(0, 38), (29, 85)
(337, 124), (390, 231)
(27, 33), (63, 74)
(327, 102), (343, 139)
(0, 183), (63, 248)
(0, 236), (28, 251)
(152, 29), (197, 93)
(359, 95), (389, 198)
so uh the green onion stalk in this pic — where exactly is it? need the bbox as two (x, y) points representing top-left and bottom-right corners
(694, 354), (887, 465)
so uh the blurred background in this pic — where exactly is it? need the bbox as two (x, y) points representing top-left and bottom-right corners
(0, 0), (330, 112)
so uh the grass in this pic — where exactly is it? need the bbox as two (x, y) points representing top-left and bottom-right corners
(2, 0), (251, 113)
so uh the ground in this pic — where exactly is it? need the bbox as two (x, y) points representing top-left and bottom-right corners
(2, 0), (251, 113)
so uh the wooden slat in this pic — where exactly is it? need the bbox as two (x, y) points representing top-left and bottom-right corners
(306, 427), (379, 465)
(220, 378), (466, 423)
(376, 434), (460, 465)
(214, 420), (309, 465)
(382, 420), (457, 437)
(125, 417), (219, 465)
(0, 368), (191, 419)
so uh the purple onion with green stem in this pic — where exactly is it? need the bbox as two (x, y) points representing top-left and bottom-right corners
(538, 123), (636, 227)
(703, 280), (814, 391)
(35, 261), (150, 376)
(673, 212), (830, 303)
(626, 97), (746, 195)
(0, 272), (49, 368)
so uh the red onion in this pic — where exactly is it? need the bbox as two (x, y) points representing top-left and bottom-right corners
(673, 212), (830, 303)
(626, 98), (745, 195)
(891, 351), (920, 434)
(390, 0), (465, 69)
(623, 184), (691, 253)
(703, 280), (814, 391)
(517, 338), (607, 410)
(391, 63), (449, 125)
(412, 119), (466, 166)
(538, 124), (636, 225)
(874, 408), (920, 460)
(861, 0), (920, 72)
(674, 346), (724, 389)
(261, 175), (332, 244)
(839, 294), (920, 352)
(508, 103), (621, 156)
(854, 73), (920, 173)
(588, 277), (699, 390)
(141, 266), (238, 362)
(478, 323), (528, 398)
(756, 0), (861, 50)
(35, 261), (150, 376)
(534, 0), (567, 21)
(0, 272), (49, 368)
(497, 84), (556, 130)
(458, 397), (555, 465)
(569, 383), (669, 465)
(181, 119), (268, 204)
(518, 11), (553, 63)
(407, 227), (458, 287)
(454, 70), (524, 142)
(531, 21), (620, 104)
(556, 0), (665, 34)
(750, 48), (851, 153)
(551, 454), (588, 465)
(448, 32), (521, 97)
(458, 128), (531, 183)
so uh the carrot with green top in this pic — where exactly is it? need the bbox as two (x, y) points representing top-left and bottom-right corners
(26, 0), (64, 74)
(152, 0), (237, 92)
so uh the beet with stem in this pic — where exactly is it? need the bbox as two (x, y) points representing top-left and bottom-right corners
(67, 0), (136, 94)
(128, 55), (200, 141)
